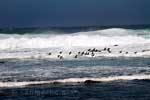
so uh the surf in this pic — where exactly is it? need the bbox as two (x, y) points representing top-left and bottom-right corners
(1, 75), (150, 88)
(0, 28), (149, 50)
(0, 28), (149, 59)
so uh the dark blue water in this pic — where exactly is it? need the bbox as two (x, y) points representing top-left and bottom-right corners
(0, 57), (150, 100)
(0, 80), (150, 100)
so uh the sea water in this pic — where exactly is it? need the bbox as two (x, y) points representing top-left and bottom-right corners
(0, 26), (150, 100)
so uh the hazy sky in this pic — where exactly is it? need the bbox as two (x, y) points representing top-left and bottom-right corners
(0, 0), (150, 27)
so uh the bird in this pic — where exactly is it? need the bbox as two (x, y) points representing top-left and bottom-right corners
(48, 52), (52, 55)
(91, 52), (95, 57)
(98, 50), (101, 52)
(57, 55), (60, 58)
(69, 51), (72, 55)
(60, 56), (63, 59)
(134, 52), (137, 54)
(104, 48), (107, 51)
(114, 44), (119, 46)
(78, 52), (81, 55)
(74, 55), (78, 58)
(81, 52), (84, 56)
(59, 51), (62, 54)
(119, 51), (122, 53)
(88, 49), (91, 52)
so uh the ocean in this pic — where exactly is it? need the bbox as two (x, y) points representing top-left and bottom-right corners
(0, 26), (150, 100)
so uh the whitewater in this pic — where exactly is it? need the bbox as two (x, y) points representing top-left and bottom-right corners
(1, 27), (150, 100)
(0, 28), (150, 59)
(1, 75), (150, 88)
(0, 28), (150, 50)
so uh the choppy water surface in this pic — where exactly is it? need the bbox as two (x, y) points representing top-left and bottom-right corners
(0, 27), (150, 100)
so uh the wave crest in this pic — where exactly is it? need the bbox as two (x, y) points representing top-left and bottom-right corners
(1, 75), (150, 88)
(0, 28), (149, 50)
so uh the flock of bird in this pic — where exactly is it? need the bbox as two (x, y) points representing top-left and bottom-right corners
(47, 44), (150, 59)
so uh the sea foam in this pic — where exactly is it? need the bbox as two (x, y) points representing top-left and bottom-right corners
(0, 75), (150, 88)
(0, 28), (149, 50)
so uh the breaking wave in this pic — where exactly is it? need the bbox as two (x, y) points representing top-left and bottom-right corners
(0, 28), (150, 50)
(1, 75), (150, 88)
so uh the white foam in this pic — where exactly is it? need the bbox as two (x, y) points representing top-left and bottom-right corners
(1, 75), (150, 88)
(0, 28), (149, 50)
(0, 28), (149, 59)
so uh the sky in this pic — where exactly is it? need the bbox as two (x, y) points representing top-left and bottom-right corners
(0, 0), (150, 27)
